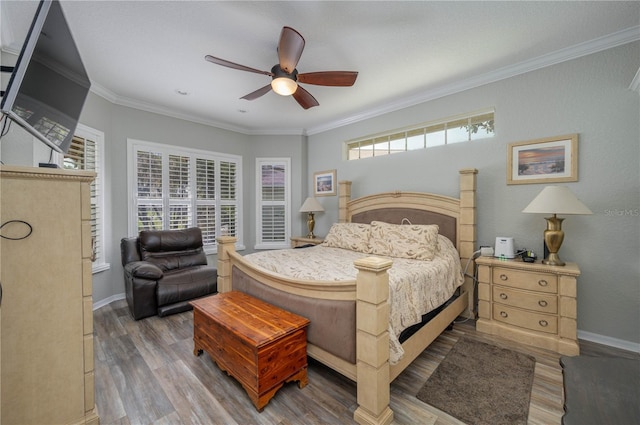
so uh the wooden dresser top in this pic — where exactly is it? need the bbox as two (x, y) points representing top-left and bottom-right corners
(191, 291), (310, 348)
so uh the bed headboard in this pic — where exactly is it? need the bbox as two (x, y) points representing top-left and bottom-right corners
(338, 168), (478, 262)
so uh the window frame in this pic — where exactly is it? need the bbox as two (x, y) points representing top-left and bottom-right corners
(56, 123), (109, 273)
(255, 157), (291, 250)
(127, 139), (244, 254)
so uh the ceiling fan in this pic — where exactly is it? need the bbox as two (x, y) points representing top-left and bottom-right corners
(205, 26), (358, 110)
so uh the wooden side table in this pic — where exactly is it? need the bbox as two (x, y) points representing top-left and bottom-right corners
(476, 256), (580, 355)
(191, 292), (310, 411)
(290, 235), (324, 248)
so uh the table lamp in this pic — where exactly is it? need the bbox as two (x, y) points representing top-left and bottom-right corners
(299, 197), (324, 238)
(522, 186), (592, 266)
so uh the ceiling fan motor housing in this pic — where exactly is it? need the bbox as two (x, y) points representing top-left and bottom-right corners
(271, 65), (298, 81)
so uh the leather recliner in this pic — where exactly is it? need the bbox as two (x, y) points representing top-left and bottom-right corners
(120, 227), (217, 320)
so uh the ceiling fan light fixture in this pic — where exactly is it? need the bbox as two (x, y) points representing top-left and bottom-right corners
(271, 76), (298, 96)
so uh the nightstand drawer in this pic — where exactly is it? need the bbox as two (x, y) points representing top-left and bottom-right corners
(493, 286), (558, 314)
(493, 305), (558, 334)
(493, 267), (557, 293)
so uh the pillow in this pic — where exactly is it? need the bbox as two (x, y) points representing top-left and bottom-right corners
(322, 223), (372, 253)
(369, 221), (439, 260)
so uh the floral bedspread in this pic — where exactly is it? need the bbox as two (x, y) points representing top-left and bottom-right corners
(243, 235), (464, 364)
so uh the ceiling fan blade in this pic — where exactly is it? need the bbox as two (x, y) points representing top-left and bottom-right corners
(241, 84), (272, 100)
(297, 71), (358, 86)
(205, 55), (273, 76)
(278, 26), (305, 74)
(292, 86), (319, 110)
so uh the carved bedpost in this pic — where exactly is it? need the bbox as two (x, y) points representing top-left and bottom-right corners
(339, 180), (352, 223)
(353, 257), (394, 425)
(458, 168), (478, 317)
(216, 236), (237, 293)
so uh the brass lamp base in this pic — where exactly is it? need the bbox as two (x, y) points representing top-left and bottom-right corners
(306, 212), (316, 239)
(542, 215), (565, 266)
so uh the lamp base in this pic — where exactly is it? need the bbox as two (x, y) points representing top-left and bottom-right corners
(306, 212), (316, 239)
(542, 215), (565, 266)
(542, 253), (565, 267)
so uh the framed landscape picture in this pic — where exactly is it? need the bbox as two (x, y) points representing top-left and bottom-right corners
(314, 169), (336, 196)
(507, 134), (578, 185)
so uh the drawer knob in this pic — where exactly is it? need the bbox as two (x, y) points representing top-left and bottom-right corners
(538, 279), (548, 287)
(500, 293), (508, 300)
(539, 320), (549, 327)
(500, 274), (508, 281)
(538, 300), (548, 307)
(500, 311), (508, 318)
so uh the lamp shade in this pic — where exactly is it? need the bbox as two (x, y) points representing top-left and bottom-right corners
(522, 186), (592, 215)
(299, 197), (324, 213)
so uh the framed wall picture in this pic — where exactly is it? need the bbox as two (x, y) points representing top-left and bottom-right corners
(507, 134), (578, 185)
(314, 169), (337, 196)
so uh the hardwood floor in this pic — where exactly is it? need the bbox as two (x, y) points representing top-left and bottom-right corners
(94, 299), (637, 425)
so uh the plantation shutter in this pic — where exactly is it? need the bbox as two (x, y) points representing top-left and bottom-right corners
(196, 158), (216, 245)
(256, 158), (290, 249)
(168, 154), (191, 229)
(219, 160), (238, 237)
(136, 149), (164, 230)
(129, 140), (243, 252)
(64, 133), (103, 266)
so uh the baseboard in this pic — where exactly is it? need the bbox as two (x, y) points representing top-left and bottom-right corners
(578, 330), (640, 354)
(93, 293), (125, 311)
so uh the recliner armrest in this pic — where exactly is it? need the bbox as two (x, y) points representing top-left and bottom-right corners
(125, 261), (163, 280)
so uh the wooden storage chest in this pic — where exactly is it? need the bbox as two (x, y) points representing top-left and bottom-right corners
(191, 291), (310, 411)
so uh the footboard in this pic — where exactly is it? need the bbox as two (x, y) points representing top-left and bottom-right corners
(217, 237), (395, 424)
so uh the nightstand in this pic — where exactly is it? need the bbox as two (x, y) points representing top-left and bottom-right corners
(476, 256), (580, 355)
(290, 236), (324, 248)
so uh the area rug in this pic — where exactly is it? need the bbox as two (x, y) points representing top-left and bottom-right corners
(416, 337), (536, 425)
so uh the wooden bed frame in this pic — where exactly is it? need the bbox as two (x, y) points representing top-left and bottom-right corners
(216, 168), (477, 425)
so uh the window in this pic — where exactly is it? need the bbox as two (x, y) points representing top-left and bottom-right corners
(128, 139), (243, 253)
(346, 110), (494, 160)
(255, 158), (291, 249)
(61, 124), (108, 272)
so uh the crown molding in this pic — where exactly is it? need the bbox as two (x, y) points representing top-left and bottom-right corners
(88, 25), (639, 137)
(306, 25), (640, 135)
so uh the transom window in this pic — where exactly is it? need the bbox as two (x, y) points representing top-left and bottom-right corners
(346, 110), (494, 160)
(128, 139), (243, 253)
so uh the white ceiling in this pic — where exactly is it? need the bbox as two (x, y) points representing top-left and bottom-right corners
(2, 1), (639, 135)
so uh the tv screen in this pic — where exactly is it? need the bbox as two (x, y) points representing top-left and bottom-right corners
(0, 0), (90, 154)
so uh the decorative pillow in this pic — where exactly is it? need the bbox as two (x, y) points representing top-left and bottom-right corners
(369, 221), (439, 260)
(322, 223), (372, 253)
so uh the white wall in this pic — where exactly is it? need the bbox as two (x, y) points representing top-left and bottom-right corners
(306, 42), (640, 348)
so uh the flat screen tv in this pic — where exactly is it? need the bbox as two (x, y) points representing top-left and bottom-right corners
(1, 0), (90, 154)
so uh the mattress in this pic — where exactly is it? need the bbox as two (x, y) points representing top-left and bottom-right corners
(243, 235), (464, 364)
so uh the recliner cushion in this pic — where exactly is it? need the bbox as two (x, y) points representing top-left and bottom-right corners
(138, 227), (207, 271)
(156, 265), (217, 307)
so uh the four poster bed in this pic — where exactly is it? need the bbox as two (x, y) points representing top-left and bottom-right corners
(216, 168), (478, 425)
